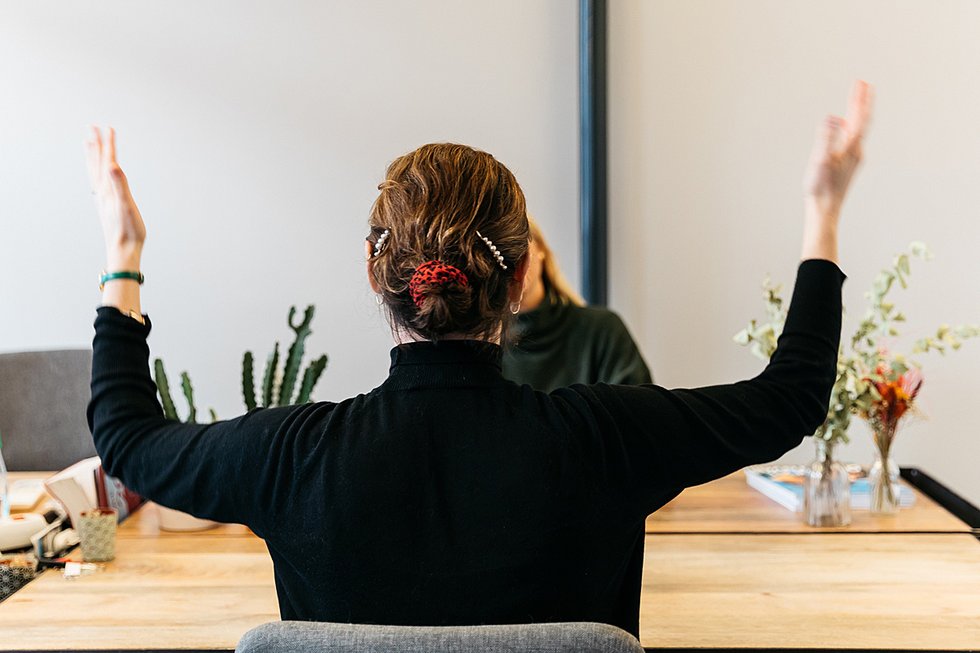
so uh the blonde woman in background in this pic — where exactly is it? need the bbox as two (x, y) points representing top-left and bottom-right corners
(502, 217), (652, 391)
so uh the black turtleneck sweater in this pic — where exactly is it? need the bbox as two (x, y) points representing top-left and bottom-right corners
(88, 260), (844, 637)
(503, 294), (652, 391)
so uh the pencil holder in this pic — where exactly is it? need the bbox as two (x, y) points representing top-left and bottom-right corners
(0, 561), (36, 602)
(78, 508), (118, 562)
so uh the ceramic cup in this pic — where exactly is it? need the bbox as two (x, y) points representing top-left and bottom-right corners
(78, 508), (118, 562)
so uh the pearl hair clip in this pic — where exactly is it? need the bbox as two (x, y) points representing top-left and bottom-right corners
(373, 229), (390, 257)
(476, 230), (507, 270)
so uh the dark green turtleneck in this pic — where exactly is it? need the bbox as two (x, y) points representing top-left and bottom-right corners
(502, 292), (652, 391)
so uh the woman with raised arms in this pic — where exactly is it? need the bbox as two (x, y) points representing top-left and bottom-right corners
(88, 81), (871, 635)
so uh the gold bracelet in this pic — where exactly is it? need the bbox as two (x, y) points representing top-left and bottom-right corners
(115, 307), (146, 326)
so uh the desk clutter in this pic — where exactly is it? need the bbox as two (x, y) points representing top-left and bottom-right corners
(5, 479), (45, 513)
(43, 457), (143, 528)
(0, 459), (226, 604)
(0, 456), (143, 602)
(0, 559), (36, 601)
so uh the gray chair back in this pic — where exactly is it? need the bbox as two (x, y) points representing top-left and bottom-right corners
(236, 622), (644, 653)
(0, 349), (96, 471)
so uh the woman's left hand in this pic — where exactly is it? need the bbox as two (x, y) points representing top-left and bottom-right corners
(86, 126), (146, 268)
(802, 81), (873, 222)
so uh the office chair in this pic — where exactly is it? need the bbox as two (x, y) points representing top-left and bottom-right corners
(236, 621), (645, 653)
(0, 349), (96, 471)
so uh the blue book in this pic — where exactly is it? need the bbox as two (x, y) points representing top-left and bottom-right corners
(744, 465), (915, 512)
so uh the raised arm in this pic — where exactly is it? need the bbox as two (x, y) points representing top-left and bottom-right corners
(87, 127), (145, 318)
(85, 128), (308, 532)
(569, 82), (872, 507)
(801, 80), (873, 264)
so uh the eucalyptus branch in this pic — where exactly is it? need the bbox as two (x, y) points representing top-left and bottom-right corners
(733, 278), (786, 361)
(734, 241), (976, 447)
(913, 324), (980, 356)
(851, 242), (931, 358)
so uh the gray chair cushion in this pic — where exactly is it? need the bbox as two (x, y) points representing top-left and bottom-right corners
(236, 622), (645, 653)
(0, 349), (96, 471)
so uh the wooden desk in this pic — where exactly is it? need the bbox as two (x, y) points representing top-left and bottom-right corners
(647, 472), (973, 534)
(2, 501), (278, 651)
(116, 503), (253, 539)
(640, 533), (980, 650)
(3, 472), (979, 651)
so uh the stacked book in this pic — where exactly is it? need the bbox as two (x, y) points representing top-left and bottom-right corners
(744, 465), (915, 512)
(43, 457), (143, 527)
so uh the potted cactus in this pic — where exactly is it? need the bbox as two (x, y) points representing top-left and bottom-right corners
(154, 304), (330, 418)
(153, 360), (216, 424)
(242, 305), (328, 411)
(151, 304), (329, 531)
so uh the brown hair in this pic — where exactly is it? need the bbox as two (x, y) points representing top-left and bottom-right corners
(527, 216), (585, 307)
(368, 143), (529, 341)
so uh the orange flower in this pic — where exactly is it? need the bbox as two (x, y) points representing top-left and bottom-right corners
(866, 366), (922, 429)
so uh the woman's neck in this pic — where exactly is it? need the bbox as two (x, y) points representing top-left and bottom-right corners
(392, 327), (501, 345)
(520, 278), (547, 313)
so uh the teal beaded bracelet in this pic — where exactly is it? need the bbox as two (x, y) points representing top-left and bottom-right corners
(99, 270), (144, 291)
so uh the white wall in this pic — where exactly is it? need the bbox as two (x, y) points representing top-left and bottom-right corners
(609, 0), (980, 502)
(0, 2), (578, 413)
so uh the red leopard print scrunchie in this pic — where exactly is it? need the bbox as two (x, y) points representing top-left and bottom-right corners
(408, 260), (469, 308)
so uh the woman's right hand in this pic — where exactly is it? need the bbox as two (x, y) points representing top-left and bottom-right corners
(801, 80), (873, 263)
(86, 126), (146, 270)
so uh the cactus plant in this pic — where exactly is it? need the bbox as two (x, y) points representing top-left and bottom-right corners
(154, 304), (328, 420)
(153, 359), (179, 421)
(242, 305), (329, 409)
(153, 358), (215, 424)
(278, 306), (315, 405)
(296, 354), (328, 404)
(180, 372), (197, 424)
(242, 350), (257, 412)
(261, 342), (280, 407)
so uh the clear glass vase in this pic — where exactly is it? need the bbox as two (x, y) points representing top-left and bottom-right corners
(803, 438), (851, 527)
(868, 444), (900, 515)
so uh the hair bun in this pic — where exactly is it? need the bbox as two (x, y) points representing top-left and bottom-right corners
(367, 143), (529, 340)
(411, 271), (474, 334)
(408, 261), (469, 308)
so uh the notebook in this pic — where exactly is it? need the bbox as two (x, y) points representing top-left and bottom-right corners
(744, 464), (915, 512)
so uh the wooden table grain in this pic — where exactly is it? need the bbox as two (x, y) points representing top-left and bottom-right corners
(640, 533), (980, 650)
(647, 472), (972, 534)
(2, 502), (278, 651)
(6, 528), (979, 651)
(118, 502), (255, 539)
(4, 471), (979, 651)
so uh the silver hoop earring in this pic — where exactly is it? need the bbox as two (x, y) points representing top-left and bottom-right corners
(375, 295), (384, 306)
(509, 287), (525, 315)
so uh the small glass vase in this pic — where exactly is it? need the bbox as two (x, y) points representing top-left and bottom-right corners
(803, 438), (851, 527)
(868, 444), (900, 515)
